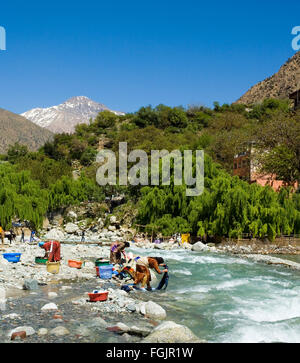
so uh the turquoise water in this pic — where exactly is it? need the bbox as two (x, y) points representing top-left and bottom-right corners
(129, 246), (300, 343)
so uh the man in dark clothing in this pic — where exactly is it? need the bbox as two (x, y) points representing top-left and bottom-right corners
(21, 229), (25, 243)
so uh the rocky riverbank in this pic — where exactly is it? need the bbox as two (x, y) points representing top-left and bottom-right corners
(0, 240), (203, 343)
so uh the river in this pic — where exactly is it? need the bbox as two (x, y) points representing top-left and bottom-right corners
(129, 246), (300, 343)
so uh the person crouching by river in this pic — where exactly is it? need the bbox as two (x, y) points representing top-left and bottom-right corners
(135, 256), (168, 289)
(110, 241), (130, 264)
(39, 241), (61, 262)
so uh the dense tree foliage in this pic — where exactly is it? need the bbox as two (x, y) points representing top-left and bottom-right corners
(136, 155), (300, 239)
(1, 100), (300, 240)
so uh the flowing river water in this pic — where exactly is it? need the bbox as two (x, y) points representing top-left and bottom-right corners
(129, 246), (300, 343)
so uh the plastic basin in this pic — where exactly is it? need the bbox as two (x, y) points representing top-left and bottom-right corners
(95, 259), (110, 267)
(96, 264), (113, 279)
(3, 253), (21, 263)
(46, 261), (60, 274)
(35, 257), (48, 265)
(88, 291), (108, 302)
(68, 260), (83, 269)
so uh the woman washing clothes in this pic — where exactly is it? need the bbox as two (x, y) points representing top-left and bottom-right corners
(126, 255), (168, 289)
(39, 240), (61, 262)
(110, 241), (130, 264)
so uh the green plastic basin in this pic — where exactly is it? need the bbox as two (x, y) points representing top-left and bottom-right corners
(95, 259), (110, 267)
(35, 257), (48, 265)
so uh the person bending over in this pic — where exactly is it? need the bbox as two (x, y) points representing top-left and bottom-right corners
(39, 240), (61, 262)
(135, 256), (168, 289)
(110, 241), (130, 264)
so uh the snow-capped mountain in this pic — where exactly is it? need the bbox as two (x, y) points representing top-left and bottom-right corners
(21, 96), (125, 134)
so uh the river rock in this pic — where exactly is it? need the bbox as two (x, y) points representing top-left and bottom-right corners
(3, 313), (20, 319)
(142, 321), (203, 343)
(129, 325), (152, 337)
(142, 301), (166, 320)
(67, 211), (78, 220)
(23, 279), (39, 290)
(50, 326), (70, 336)
(116, 322), (130, 332)
(11, 331), (26, 340)
(38, 328), (48, 336)
(191, 242), (211, 252)
(44, 228), (64, 240)
(75, 325), (91, 337)
(97, 218), (104, 228)
(41, 303), (58, 311)
(64, 223), (79, 234)
(9, 326), (36, 337)
(110, 216), (117, 224)
(86, 317), (108, 328)
(48, 292), (58, 298)
(126, 304), (136, 312)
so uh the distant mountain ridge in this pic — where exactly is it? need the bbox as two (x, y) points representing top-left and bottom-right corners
(0, 108), (53, 154)
(21, 96), (125, 134)
(236, 51), (300, 104)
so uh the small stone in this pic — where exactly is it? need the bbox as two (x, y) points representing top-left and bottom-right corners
(38, 328), (48, 336)
(48, 292), (58, 298)
(11, 331), (26, 340)
(126, 304), (136, 312)
(50, 326), (70, 336)
(53, 314), (63, 319)
(106, 326), (123, 333)
(9, 326), (36, 337)
(41, 303), (58, 311)
(3, 313), (20, 319)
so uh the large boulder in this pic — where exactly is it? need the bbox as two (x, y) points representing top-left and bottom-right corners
(191, 241), (211, 252)
(23, 279), (39, 290)
(44, 228), (64, 240)
(142, 321), (204, 343)
(64, 223), (79, 234)
(140, 301), (166, 320)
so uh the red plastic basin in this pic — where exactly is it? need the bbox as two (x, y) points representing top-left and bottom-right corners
(88, 291), (109, 302)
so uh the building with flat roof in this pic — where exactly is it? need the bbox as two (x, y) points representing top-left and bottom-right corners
(233, 149), (298, 192)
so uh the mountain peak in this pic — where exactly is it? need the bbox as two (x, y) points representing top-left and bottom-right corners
(65, 96), (93, 103)
(21, 96), (124, 134)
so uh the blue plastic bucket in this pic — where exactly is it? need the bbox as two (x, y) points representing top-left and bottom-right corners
(3, 253), (21, 263)
(98, 264), (113, 279)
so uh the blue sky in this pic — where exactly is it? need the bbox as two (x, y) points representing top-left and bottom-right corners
(0, 0), (299, 114)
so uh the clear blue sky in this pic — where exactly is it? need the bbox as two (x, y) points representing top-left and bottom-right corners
(0, 0), (299, 114)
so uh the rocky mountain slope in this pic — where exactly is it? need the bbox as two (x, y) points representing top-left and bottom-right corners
(0, 108), (53, 154)
(236, 51), (300, 104)
(21, 96), (125, 134)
